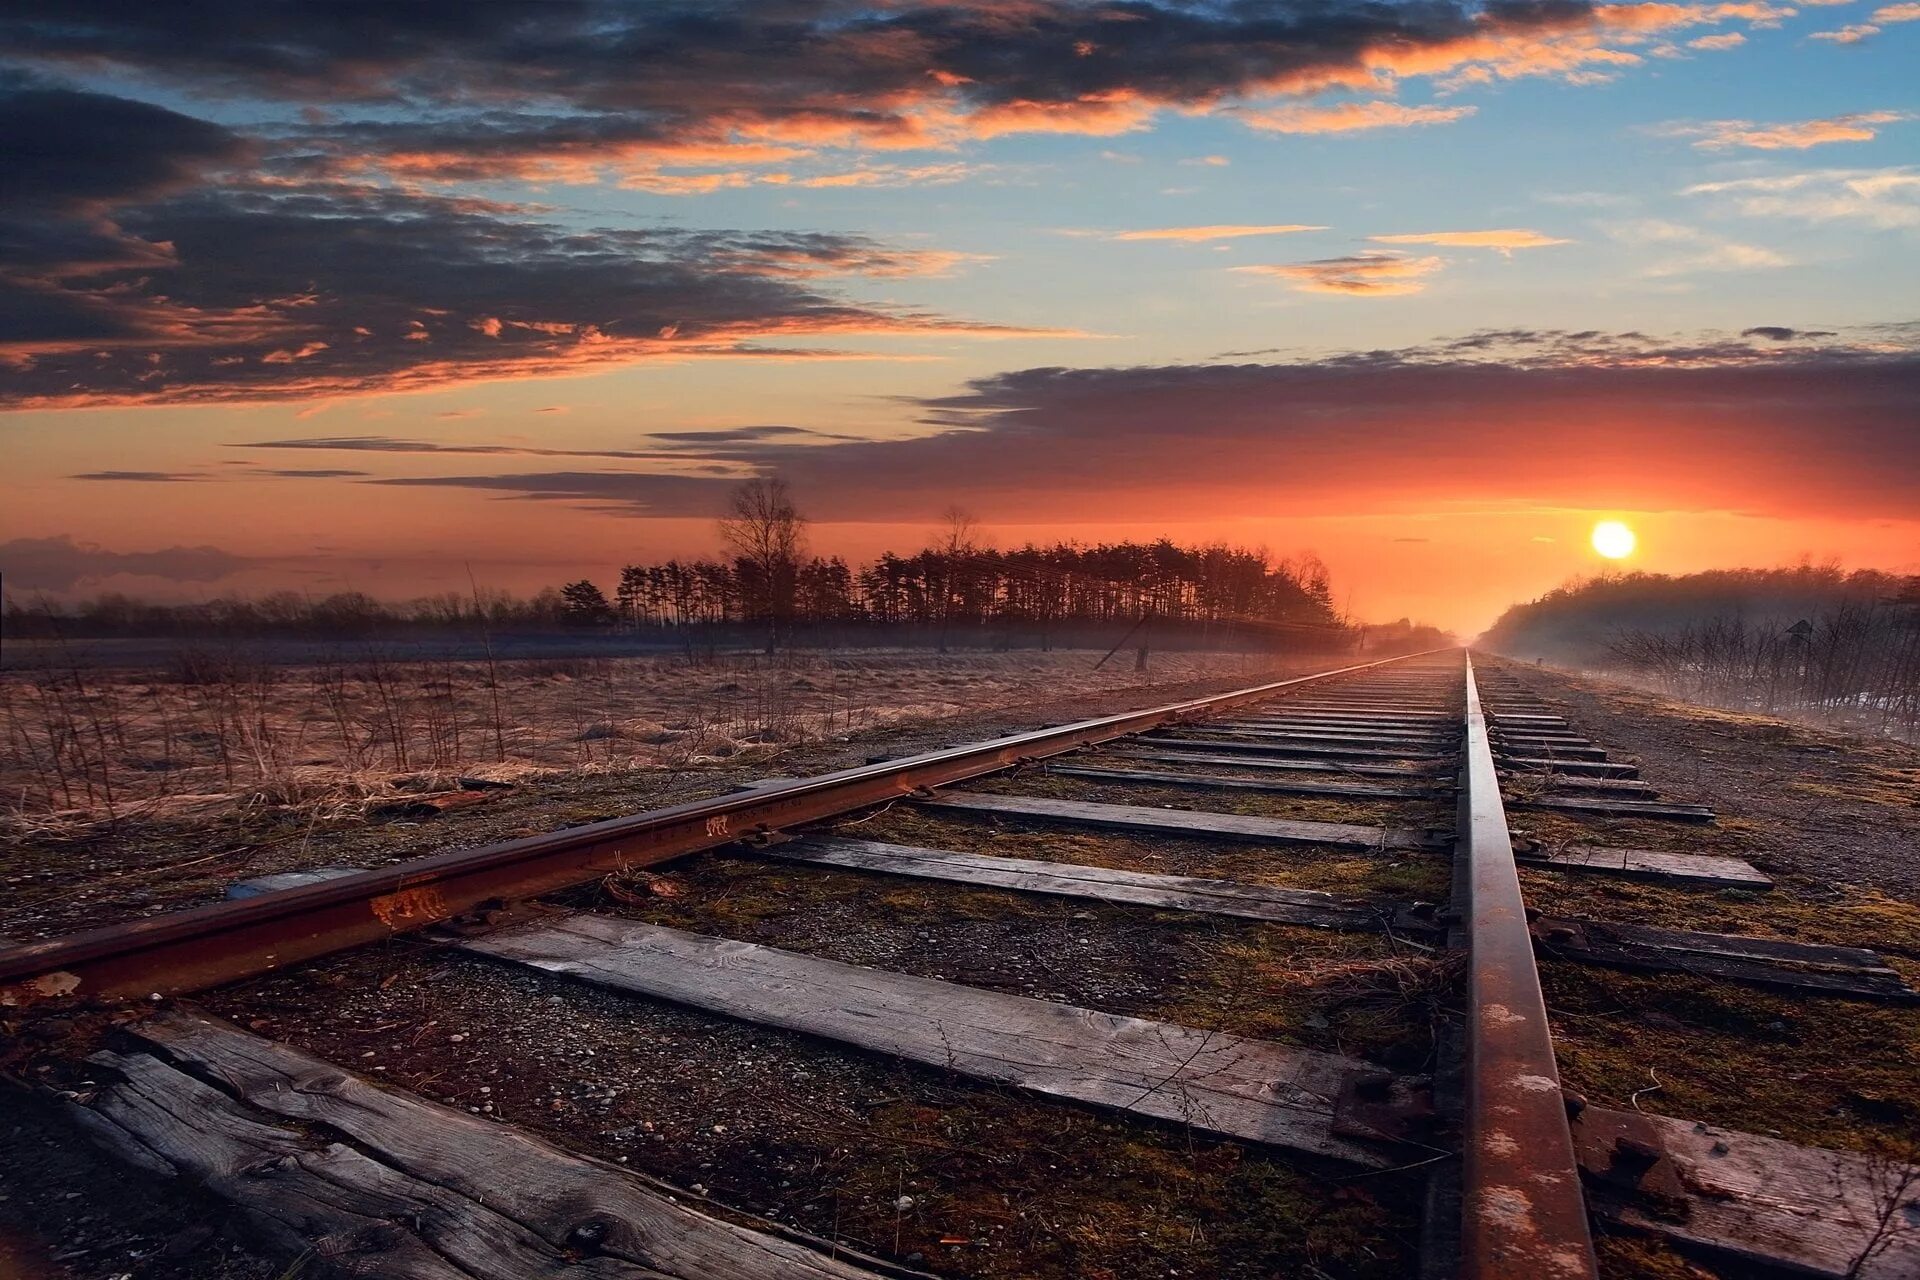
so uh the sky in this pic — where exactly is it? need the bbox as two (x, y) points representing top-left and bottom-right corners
(2, 0), (1917, 634)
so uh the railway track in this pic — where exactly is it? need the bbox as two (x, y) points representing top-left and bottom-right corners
(1, 650), (1914, 1279)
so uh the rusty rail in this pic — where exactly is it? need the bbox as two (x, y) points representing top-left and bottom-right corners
(1458, 653), (1599, 1279)
(0, 650), (1440, 1009)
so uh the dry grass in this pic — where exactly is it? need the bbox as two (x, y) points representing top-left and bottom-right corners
(0, 647), (1301, 830)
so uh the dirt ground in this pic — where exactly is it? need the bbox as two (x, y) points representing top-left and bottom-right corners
(5, 654), (1918, 1279)
(1484, 658), (1920, 900)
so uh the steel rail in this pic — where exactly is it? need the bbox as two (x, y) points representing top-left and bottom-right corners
(1458, 653), (1599, 1280)
(0, 650), (1442, 1009)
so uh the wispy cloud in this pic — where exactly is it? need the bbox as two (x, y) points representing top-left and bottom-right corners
(1810, 23), (1883, 41)
(0, 535), (254, 592)
(1112, 224), (1327, 242)
(1537, 191), (1636, 208)
(1368, 229), (1571, 255)
(1653, 111), (1910, 150)
(1811, 2), (1920, 39)
(1686, 167), (1920, 227)
(232, 426), (849, 462)
(1239, 101), (1476, 135)
(783, 162), (984, 190)
(1235, 253), (1445, 296)
(1604, 219), (1792, 275)
(68, 471), (208, 483)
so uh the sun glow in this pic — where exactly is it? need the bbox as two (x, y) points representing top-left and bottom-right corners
(1591, 519), (1637, 559)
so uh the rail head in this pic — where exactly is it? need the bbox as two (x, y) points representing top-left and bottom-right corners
(0, 648), (1449, 1009)
(1458, 653), (1599, 1280)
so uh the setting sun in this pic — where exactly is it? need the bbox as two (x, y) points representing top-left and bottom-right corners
(1591, 520), (1637, 560)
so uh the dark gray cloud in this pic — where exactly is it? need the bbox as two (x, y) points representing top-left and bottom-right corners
(1741, 326), (1838, 341)
(0, 1), (1641, 181)
(0, 87), (1033, 408)
(0, 79), (255, 350)
(648, 425), (854, 444)
(231, 427), (848, 459)
(69, 466), (368, 481)
(372, 469), (729, 512)
(68, 470), (206, 482)
(233, 436), (676, 461)
(1, 78), (250, 210)
(360, 329), (1920, 522)
(0, 535), (253, 592)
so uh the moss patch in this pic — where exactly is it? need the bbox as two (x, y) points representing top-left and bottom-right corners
(1519, 867), (1920, 961)
(1545, 961), (1920, 1155)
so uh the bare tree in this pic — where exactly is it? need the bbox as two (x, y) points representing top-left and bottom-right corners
(929, 506), (984, 653)
(718, 477), (807, 654)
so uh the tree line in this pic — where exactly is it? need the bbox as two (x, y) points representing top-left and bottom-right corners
(6, 480), (1348, 644)
(555, 482), (1342, 651)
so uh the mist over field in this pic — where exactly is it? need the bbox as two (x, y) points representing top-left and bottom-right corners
(1482, 566), (1920, 737)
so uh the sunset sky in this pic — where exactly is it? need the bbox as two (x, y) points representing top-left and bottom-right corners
(3, 1), (1917, 632)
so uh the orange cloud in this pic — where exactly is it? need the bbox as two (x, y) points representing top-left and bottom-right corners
(1368, 229), (1573, 255)
(260, 341), (330, 363)
(1871, 1), (1920, 18)
(616, 169), (759, 195)
(965, 92), (1158, 139)
(1235, 253), (1445, 297)
(789, 162), (980, 189)
(1240, 101), (1477, 134)
(1113, 224), (1328, 242)
(1657, 111), (1911, 149)
(1810, 23), (1882, 40)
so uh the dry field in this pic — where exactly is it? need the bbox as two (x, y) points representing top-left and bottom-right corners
(0, 646), (1313, 832)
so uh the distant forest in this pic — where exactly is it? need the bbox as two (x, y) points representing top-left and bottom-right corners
(1482, 566), (1920, 735)
(4, 540), (1350, 643)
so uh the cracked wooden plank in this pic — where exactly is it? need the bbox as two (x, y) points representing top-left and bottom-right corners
(1104, 748), (1441, 778)
(88, 1010), (899, 1280)
(71, 1048), (641, 1279)
(1043, 763), (1440, 801)
(1518, 845), (1771, 889)
(1130, 734), (1448, 762)
(1154, 732), (1449, 761)
(461, 916), (1408, 1167)
(1510, 795), (1716, 823)
(1534, 920), (1914, 1000)
(914, 790), (1441, 851)
(1576, 1107), (1920, 1279)
(768, 837), (1438, 934)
